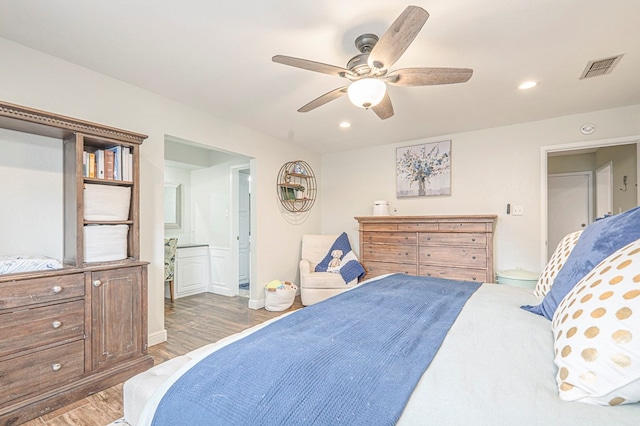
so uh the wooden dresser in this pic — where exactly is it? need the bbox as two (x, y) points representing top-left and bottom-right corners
(355, 215), (497, 283)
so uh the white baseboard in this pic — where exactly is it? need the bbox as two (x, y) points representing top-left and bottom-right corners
(248, 298), (265, 310)
(148, 329), (168, 347)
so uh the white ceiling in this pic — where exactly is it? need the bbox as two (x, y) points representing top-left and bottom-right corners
(1, 1), (639, 154)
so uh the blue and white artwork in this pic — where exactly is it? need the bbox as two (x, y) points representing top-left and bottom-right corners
(396, 140), (451, 197)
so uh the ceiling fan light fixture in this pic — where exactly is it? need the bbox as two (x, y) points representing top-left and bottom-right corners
(347, 78), (386, 109)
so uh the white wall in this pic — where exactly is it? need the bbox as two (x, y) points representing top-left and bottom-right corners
(0, 38), (322, 345)
(191, 158), (248, 249)
(321, 104), (640, 276)
(0, 129), (63, 258)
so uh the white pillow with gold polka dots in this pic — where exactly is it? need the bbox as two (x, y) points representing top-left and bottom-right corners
(552, 238), (640, 405)
(535, 230), (583, 297)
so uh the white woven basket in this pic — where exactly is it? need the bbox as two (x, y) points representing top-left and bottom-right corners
(264, 282), (297, 311)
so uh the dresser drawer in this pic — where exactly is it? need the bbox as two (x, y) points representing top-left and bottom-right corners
(0, 274), (85, 310)
(0, 340), (85, 406)
(419, 265), (488, 282)
(364, 261), (417, 278)
(360, 223), (398, 231)
(419, 246), (487, 268)
(419, 233), (486, 246)
(362, 243), (417, 263)
(362, 232), (417, 244)
(397, 222), (438, 232)
(438, 222), (488, 232)
(0, 300), (84, 358)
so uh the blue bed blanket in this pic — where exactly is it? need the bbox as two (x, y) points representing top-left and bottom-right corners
(152, 275), (480, 425)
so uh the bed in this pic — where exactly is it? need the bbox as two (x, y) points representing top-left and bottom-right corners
(124, 276), (639, 425)
(125, 207), (640, 425)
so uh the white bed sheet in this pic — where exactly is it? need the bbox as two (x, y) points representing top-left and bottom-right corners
(125, 280), (640, 425)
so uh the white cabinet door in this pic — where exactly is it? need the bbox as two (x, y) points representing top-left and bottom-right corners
(175, 246), (209, 299)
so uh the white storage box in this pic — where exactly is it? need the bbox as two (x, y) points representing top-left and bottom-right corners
(264, 281), (297, 311)
(84, 224), (129, 262)
(84, 184), (131, 221)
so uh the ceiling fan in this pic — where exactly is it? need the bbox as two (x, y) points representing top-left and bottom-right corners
(272, 5), (473, 120)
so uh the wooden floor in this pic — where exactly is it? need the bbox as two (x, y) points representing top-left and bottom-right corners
(22, 293), (303, 426)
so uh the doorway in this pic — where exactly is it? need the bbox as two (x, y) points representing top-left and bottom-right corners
(237, 168), (251, 297)
(541, 137), (639, 265)
(595, 162), (613, 218)
(164, 135), (255, 305)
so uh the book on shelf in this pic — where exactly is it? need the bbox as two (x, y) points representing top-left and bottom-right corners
(107, 145), (122, 181)
(122, 146), (130, 181)
(96, 149), (105, 179)
(105, 149), (115, 180)
(88, 152), (96, 178)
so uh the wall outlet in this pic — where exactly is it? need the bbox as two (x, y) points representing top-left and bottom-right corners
(512, 205), (524, 216)
(392, 206), (398, 214)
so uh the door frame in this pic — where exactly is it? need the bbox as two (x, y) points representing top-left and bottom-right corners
(230, 162), (254, 303)
(540, 135), (640, 267)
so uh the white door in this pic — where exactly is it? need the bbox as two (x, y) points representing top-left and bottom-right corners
(547, 172), (592, 259)
(596, 162), (613, 218)
(238, 170), (250, 285)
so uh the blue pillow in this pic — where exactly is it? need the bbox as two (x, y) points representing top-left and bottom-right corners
(522, 205), (640, 320)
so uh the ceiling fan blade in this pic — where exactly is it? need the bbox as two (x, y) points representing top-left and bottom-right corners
(368, 6), (429, 71)
(298, 86), (348, 113)
(372, 92), (394, 120)
(273, 55), (354, 78)
(386, 67), (473, 86)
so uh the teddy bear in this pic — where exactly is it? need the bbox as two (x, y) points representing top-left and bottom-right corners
(328, 249), (343, 268)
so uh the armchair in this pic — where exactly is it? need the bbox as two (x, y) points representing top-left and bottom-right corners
(299, 234), (359, 306)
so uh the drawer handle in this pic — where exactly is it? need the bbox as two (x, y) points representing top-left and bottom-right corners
(472, 238), (476, 242)
(93, 279), (102, 287)
(472, 256), (477, 260)
(52, 363), (62, 372)
(52, 285), (62, 294)
(427, 253), (431, 257)
(427, 273), (432, 276)
(472, 277), (477, 281)
(404, 252), (408, 256)
(51, 320), (62, 329)
(426, 236), (431, 240)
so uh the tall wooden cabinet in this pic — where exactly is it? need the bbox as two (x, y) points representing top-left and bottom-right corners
(356, 215), (497, 283)
(0, 101), (153, 425)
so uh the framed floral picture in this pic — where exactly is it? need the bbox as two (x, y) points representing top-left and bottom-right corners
(396, 140), (451, 197)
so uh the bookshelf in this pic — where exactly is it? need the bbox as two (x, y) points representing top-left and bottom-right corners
(0, 100), (153, 424)
(64, 133), (142, 266)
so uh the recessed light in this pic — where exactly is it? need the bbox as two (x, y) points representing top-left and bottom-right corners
(339, 121), (351, 128)
(518, 81), (538, 90)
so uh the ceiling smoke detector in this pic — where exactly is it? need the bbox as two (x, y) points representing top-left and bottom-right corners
(580, 55), (624, 79)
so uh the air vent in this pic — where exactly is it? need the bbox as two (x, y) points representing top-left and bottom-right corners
(580, 55), (623, 79)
